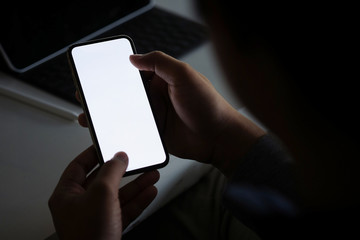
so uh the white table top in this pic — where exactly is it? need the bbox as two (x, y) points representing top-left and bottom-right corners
(0, 1), (242, 239)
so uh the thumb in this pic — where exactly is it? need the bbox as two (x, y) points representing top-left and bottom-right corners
(92, 152), (129, 192)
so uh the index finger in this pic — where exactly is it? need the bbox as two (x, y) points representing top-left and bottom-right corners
(129, 51), (194, 86)
(58, 145), (98, 187)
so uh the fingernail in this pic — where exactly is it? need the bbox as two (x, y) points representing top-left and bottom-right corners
(113, 152), (128, 163)
(130, 54), (143, 59)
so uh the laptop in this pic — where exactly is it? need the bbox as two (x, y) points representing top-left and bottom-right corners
(0, 0), (207, 104)
(0, 0), (156, 73)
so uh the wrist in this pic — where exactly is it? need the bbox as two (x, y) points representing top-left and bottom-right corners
(210, 108), (266, 178)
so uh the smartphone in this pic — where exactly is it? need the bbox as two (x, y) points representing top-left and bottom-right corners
(67, 35), (168, 175)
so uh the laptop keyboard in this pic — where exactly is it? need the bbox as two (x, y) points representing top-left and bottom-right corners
(10, 7), (208, 105)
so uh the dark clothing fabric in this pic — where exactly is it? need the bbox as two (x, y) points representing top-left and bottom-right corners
(223, 134), (358, 239)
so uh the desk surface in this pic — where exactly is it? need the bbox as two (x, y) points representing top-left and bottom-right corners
(0, 1), (242, 239)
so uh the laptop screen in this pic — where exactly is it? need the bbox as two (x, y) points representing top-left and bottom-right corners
(0, 0), (153, 73)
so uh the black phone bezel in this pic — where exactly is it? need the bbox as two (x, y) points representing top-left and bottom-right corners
(67, 35), (169, 176)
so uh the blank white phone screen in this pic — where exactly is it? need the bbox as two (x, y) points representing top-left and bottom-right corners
(71, 38), (166, 172)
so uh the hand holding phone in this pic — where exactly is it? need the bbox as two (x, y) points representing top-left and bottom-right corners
(67, 35), (168, 175)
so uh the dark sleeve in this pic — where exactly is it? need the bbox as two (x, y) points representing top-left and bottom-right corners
(222, 134), (299, 234)
(222, 134), (359, 239)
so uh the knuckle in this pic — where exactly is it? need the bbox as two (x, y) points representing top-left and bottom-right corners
(179, 61), (192, 73)
(48, 193), (63, 212)
(175, 61), (194, 80)
(151, 50), (166, 57)
(48, 196), (55, 209)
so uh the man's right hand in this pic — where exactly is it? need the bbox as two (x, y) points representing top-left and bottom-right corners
(129, 51), (265, 177)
